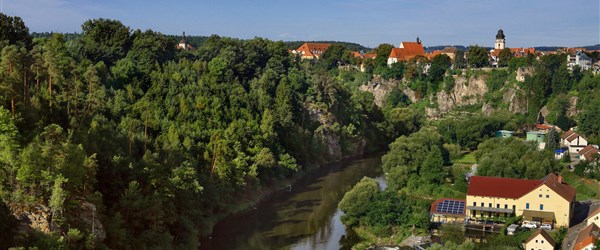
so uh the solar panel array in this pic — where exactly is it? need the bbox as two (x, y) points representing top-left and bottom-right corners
(435, 200), (465, 214)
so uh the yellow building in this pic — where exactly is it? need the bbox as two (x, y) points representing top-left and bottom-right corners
(523, 229), (556, 250)
(466, 173), (575, 228)
(586, 207), (600, 227)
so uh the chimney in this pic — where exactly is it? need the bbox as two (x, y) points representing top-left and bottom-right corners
(557, 175), (563, 184)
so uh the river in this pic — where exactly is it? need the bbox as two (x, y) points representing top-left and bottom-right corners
(200, 155), (385, 250)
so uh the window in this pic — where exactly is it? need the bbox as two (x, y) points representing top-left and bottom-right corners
(535, 240), (538, 243)
(489, 203), (492, 207)
(497, 204), (500, 208)
(473, 202), (476, 206)
(513, 205), (516, 210)
(526, 203), (530, 209)
(504, 204), (508, 209)
(481, 202), (484, 207)
(539, 194), (542, 198)
(546, 194), (549, 198)
(540, 204), (544, 210)
(541, 240), (544, 243)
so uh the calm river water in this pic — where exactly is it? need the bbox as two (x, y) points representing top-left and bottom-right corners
(200, 155), (385, 250)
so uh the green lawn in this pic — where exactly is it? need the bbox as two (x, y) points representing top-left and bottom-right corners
(454, 152), (477, 165)
(560, 170), (600, 201)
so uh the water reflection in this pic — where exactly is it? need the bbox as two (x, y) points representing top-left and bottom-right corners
(201, 156), (383, 250)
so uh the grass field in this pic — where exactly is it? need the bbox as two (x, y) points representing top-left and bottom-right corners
(454, 152), (477, 165)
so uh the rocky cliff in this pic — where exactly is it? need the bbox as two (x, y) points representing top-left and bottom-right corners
(306, 103), (366, 162)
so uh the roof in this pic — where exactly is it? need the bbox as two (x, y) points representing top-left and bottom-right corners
(583, 148), (599, 160)
(542, 173), (576, 201)
(467, 176), (543, 199)
(351, 51), (376, 59)
(527, 131), (546, 135)
(561, 130), (575, 139)
(295, 43), (331, 59)
(579, 145), (599, 156)
(430, 198), (466, 215)
(389, 42), (425, 61)
(566, 133), (581, 142)
(574, 235), (598, 250)
(525, 229), (556, 247)
(467, 173), (575, 201)
(497, 130), (514, 133)
(588, 206), (600, 220)
(574, 223), (600, 250)
(536, 124), (552, 130)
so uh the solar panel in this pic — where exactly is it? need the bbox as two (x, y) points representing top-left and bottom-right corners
(435, 200), (465, 214)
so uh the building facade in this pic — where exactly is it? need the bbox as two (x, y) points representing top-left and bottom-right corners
(523, 229), (556, 250)
(466, 173), (575, 227)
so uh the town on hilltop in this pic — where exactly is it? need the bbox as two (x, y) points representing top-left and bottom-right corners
(285, 29), (597, 73)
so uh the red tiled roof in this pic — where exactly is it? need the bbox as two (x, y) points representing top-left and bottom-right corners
(467, 176), (542, 199)
(296, 43), (331, 59)
(561, 130), (575, 139)
(579, 145), (598, 156)
(574, 223), (600, 250)
(429, 198), (466, 215)
(525, 229), (556, 247)
(566, 133), (581, 142)
(583, 148), (599, 160)
(389, 42), (425, 61)
(536, 124), (552, 130)
(543, 173), (576, 201)
(574, 235), (597, 250)
(467, 173), (575, 201)
(426, 50), (442, 60)
(351, 51), (376, 59)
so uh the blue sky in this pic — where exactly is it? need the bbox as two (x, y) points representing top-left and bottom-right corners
(3, 0), (599, 48)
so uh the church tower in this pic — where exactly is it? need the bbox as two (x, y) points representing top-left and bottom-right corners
(495, 29), (505, 50)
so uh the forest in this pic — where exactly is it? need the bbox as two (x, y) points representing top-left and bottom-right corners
(2, 11), (600, 249)
(0, 14), (406, 249)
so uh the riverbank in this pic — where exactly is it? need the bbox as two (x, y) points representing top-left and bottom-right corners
(200, 154), (385, 249)
(199, 152), (384, 239)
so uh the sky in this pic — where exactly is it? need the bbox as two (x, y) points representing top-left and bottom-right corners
(2, 0), (599, 48)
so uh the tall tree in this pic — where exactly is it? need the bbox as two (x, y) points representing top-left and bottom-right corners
(79, 18), (131, 66)
(0, 13), (32, 49)
(466, 45), (489, 68)
(497, 48), (513, 67)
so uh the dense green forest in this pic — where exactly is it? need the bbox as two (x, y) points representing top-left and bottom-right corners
(0, 14), (402, 249)
(2, 11), (600, 249)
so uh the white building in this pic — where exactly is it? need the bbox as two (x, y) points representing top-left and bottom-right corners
(567, 51), (592, 71)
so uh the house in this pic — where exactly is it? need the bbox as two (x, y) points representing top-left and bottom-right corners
(387, 38), (426, 66)
(526, 131), (546, 143)
(430, 198), (466, 223)
(523, 229), (556, 250)
(579, 145), (599, 161)
(554, 149), (567, 160)
(587, 207), (600, 227)
(567, 50), (593, 71)
(465, 173), (575, 228)
(293, 43), (331, 60)
(176, 32), (194, 50)
(561, 130), (588, 154)
(573, 223), (599, 250)
(495, 130), (514, 138)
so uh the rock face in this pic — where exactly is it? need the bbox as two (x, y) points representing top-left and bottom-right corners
(566, 96), (579, 117)
(70, 200), (106, 242)
(306, 104), (365, 163)
(503, 86), (528, 114)
(426, 75), (489, 118)
(359, 76), (401, 107)
(11, 199), (106, 243)
(13, 205), (52, 234)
